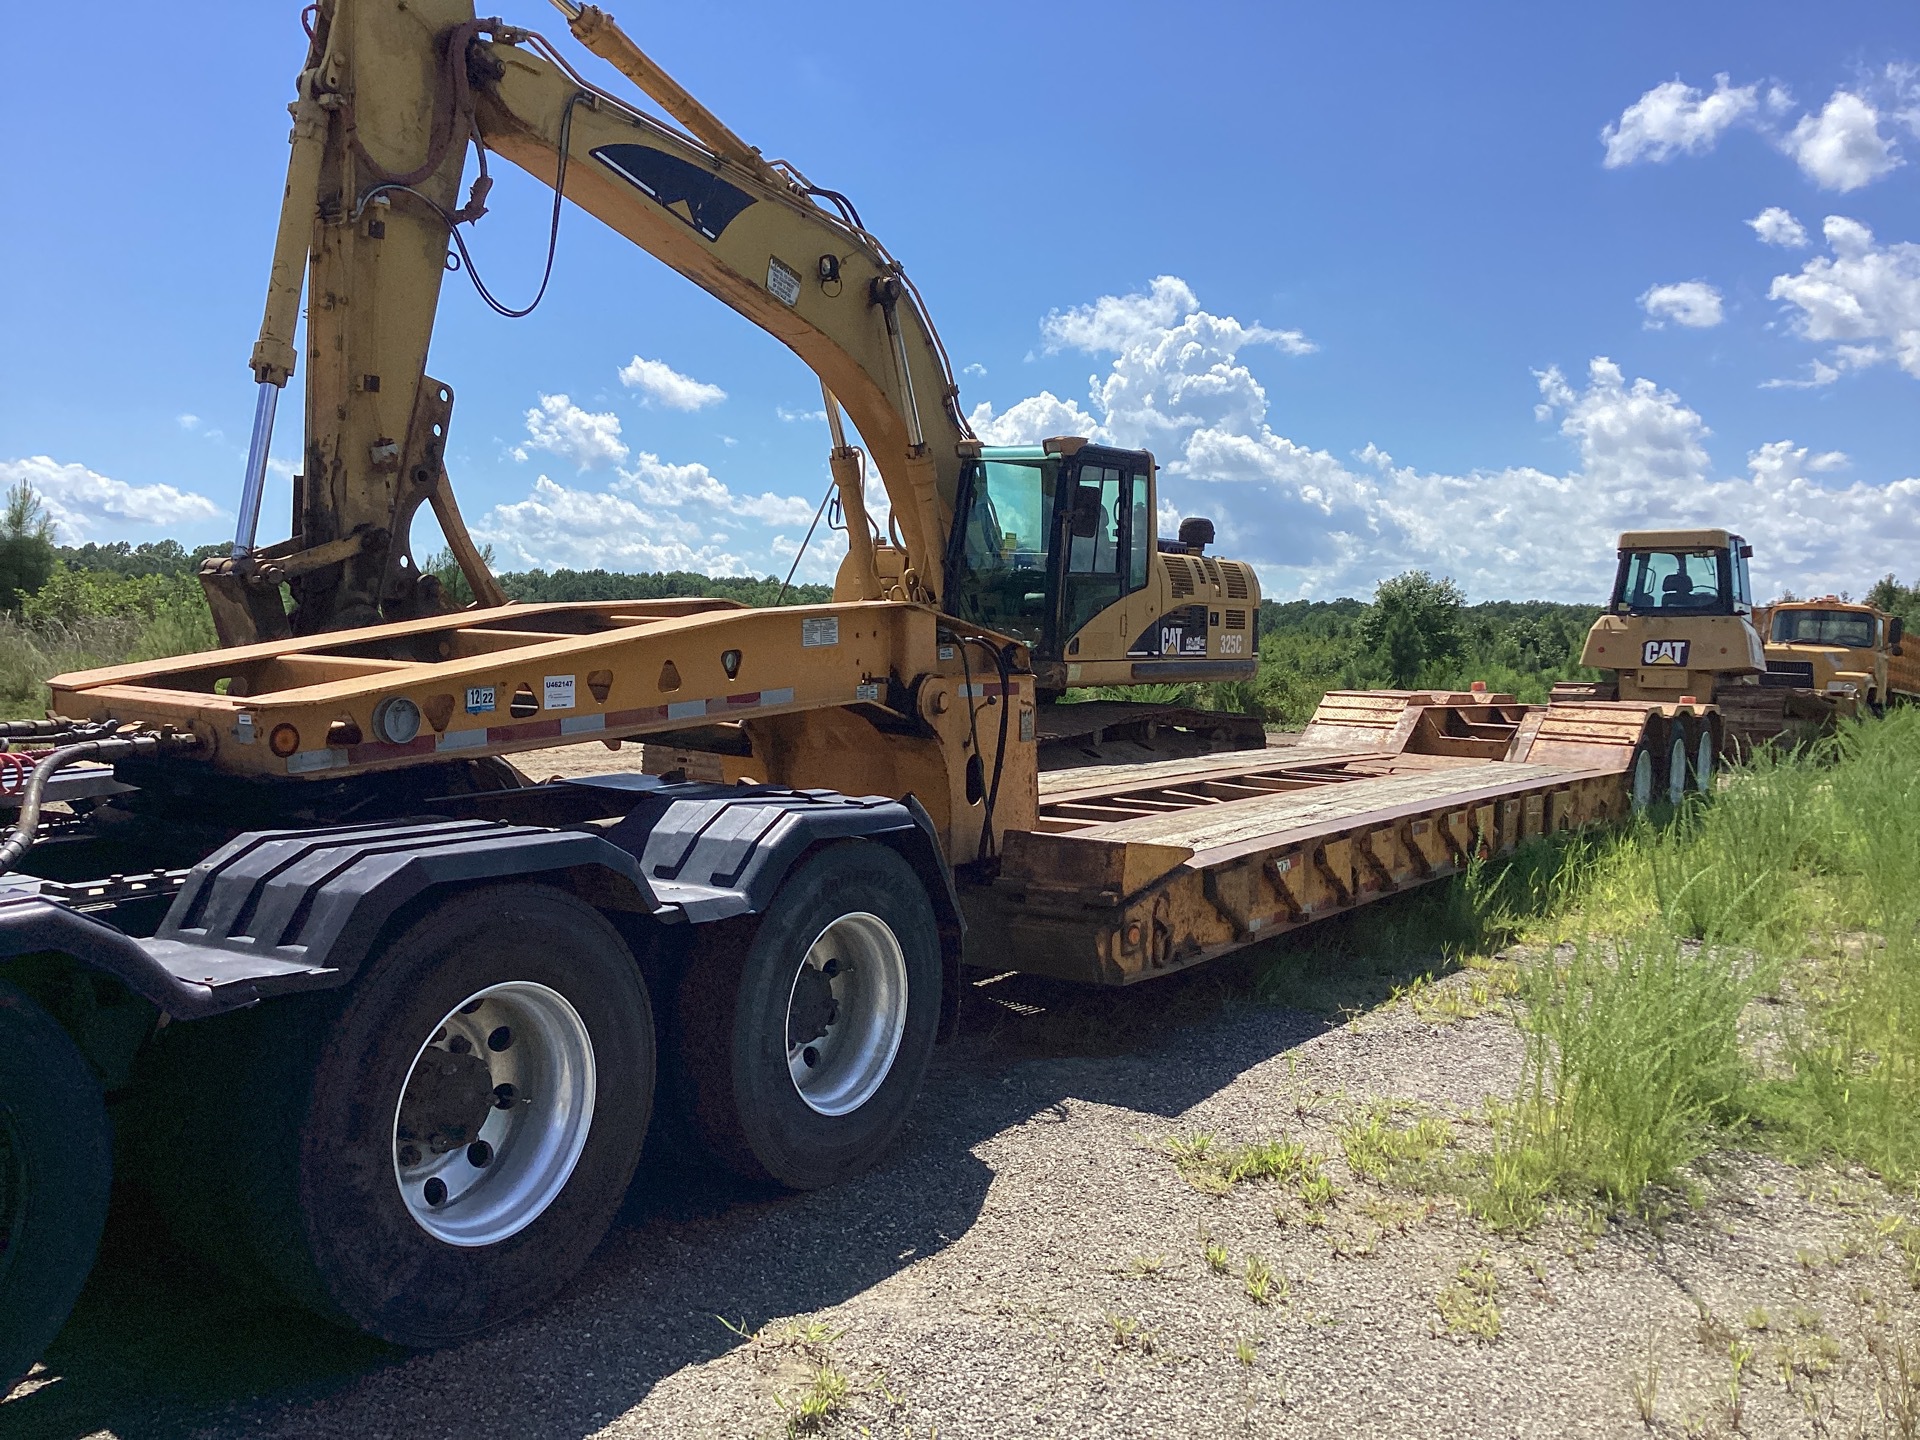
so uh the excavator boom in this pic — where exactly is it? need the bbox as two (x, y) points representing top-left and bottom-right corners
(203, 0), (971, 643)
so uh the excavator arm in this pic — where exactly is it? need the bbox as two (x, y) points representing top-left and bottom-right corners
(203, 0), (973, 645)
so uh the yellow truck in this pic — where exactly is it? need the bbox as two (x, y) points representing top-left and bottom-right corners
(1760, 598), (1918, 715)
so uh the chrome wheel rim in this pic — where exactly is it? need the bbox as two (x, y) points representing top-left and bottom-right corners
(1695, 729), (1716, 793)
(1631, 748), (1654, 811)
(1668, 736), (1689, 805)
(786, 912), (908, 1117)
(392, 981), (596, 1248)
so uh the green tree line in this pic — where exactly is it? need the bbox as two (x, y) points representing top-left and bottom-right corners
(0, 484), (1913, 730)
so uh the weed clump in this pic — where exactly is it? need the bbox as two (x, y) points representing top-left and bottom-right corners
(1167, 1132), (1312, 1195)
(1434, 1253), (1501, 1342)
(1339, 1104), (1455, 1185)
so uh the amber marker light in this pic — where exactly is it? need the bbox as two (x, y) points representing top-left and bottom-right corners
(269, 724), (301, 757)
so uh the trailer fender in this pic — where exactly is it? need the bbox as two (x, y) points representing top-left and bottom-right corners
(586, 779), (966, 1037)
(0, 819), (658, 1019)
(0, 785), (964, 1030)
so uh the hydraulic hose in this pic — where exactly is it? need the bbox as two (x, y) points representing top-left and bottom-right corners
(0, 732), (198, 877)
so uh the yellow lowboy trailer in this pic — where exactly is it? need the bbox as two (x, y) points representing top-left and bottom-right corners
(981, 692), (1684, 985)
(4, 593), (1698, 1368)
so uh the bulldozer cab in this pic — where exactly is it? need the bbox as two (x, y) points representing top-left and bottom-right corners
(1582, 529), (1767, 697)
(1607, 531), (1756, 618)
(943, 441), (1157, 659)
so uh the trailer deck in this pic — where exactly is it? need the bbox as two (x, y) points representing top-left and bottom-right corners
(969, 691), (1664, 985)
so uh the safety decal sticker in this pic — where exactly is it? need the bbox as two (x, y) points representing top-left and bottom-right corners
(801, 616), (840, 647)
(766, 257), (803, 306)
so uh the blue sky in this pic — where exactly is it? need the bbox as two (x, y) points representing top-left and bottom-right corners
(2, 1), (1916, 602)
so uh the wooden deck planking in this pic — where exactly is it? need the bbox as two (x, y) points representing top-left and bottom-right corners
(1050, 762), (1579, 852)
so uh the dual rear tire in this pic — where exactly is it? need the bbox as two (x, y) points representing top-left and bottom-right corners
(669, 842), (943, 1192)
(0, 982), (113, 1387)
(144, 842), (941, 1345)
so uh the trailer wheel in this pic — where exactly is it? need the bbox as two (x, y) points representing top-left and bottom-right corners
(1628, 731), (1663, 813)
(1690, 717), (1718, 793)
(0, 981), (112, 1387)
(672, 842), (941, 1191)
(1667, 720), (1693, 805)
(194, 886), (655, 1346)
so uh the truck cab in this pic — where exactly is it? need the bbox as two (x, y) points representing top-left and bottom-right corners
(1762, 599), (1916, 713)
(1580, 529), (1766, 701)
(942, 437), (1261, 696)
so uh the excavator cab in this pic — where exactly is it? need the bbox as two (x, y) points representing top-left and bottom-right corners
(943, 440), (1153, 654)
(942, 436), (1260, 695)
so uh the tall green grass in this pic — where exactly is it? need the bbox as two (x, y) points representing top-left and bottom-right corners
(1480, 931), (1756, 1228)
(1475, 709), (1920, 1221)
(0, 602), (217, 719)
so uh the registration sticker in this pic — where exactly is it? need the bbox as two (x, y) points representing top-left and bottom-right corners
(465, 685), (496, 715)
(543, 675), (576, 710)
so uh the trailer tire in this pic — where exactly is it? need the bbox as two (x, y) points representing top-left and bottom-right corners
(1689, 715), (1719, 793)
(1668, 717), (1695, 804)
(672, 841), (940, 1191)
(1628, 725), (1666, 813)
(0, 981), (112, 1387)
(153, 885), (655, 1347)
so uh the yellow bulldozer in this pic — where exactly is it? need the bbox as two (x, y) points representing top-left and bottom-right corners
(1563, 528), (1847, 753)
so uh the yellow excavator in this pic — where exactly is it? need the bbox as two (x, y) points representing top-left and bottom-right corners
(194, 0), (1262, 762)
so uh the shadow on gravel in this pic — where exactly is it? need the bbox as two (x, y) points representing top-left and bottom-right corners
(7, 888), (1462, 1440)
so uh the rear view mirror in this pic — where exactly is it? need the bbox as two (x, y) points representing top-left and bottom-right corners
(1892, 617), (1905, 646)
(1739, 544), (1754, 559)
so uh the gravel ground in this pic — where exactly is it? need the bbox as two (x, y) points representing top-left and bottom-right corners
(9, 751), (1920, 1438)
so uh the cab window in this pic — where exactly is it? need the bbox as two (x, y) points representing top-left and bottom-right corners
(1127, 472), (1151, 590)
(1061, 464), (1124, 638)
(947, 457), (1057, 644)
(1612, 549), (1731, 615)
(1770, 609), (1876, 648)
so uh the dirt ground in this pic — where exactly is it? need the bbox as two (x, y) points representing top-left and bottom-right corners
(9, 750), (1920, 1439)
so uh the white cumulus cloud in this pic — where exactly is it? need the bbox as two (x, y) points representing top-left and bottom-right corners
(1602, 75), (1759, 167)
(1782, 89), (1902, 191)
(1768, 215), (1920, 382)
(968, 276), (1920, 601)
(0, 456), (222, 541)
(513, 393), (629, 469)
(617, 355), (727, 411)
(1640, 281), (1725, 329)
(474, 436), (822, 577)
(1748, 207), (1809, 248)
